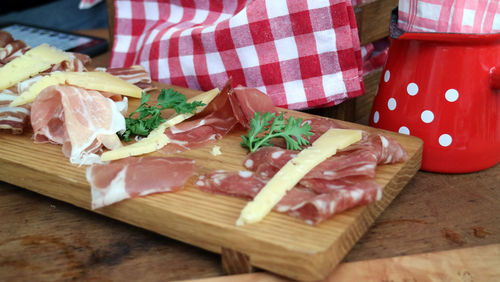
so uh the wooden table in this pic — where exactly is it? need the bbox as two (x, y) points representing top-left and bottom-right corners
(1, 29), (499, 281)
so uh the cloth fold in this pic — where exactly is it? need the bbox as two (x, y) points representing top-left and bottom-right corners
(398, 0), (500, 34)
(110, 0), (364, 110)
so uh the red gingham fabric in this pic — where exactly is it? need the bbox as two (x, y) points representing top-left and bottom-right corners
(79, 0), (104, 9)
(398, 0), (500, 33)
(109, 0), (364, 110)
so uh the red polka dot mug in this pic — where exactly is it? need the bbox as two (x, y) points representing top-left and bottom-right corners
(370, 19), (500, 173)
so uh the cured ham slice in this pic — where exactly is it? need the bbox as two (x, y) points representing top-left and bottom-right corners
(244, 147), (378, 181)
(87, 156), (195, 209)
(196, 171), (382, 224)
(31, 85), (125, 165)
(160, 80), (276, 154)
(0, 40), (29, 65)
(231, 85), (276, 127)
(0, 88), (30, 134)
(95, 65), (155, 92)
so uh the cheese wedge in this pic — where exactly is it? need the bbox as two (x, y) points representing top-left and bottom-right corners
(236, 128), (362, 226)
(100, 88), (220, 161)
(0, 43), (70, 90)
(10, 71), (144, 106)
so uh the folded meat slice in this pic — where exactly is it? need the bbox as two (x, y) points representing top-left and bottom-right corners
(87, 156), (195, 209)
(160, 80), (276, 154)
(31, 85), (125, 165)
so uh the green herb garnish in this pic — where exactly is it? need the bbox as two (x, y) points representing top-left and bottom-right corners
(241, 112), (313, 153)
(118, 88), (205, 141)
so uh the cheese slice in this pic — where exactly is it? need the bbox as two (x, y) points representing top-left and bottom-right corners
(100, 88), (220, 161)
(10, 71), (143, 106)
(0, 43), (70, 90)
(236, 128), (362, 226)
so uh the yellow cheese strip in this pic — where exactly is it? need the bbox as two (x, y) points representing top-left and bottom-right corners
(0, 43), (70, 90)
(100, 88), (220, 161)
(10, 71), (144, 106)
(236, 128), (363, 226)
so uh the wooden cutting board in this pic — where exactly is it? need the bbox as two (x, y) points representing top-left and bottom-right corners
(0, 85), (423, 281)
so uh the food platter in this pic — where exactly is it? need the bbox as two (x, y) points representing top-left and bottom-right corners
(0, 83), (423, 281)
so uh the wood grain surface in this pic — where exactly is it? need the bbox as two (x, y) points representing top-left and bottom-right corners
(189, 244), (500, 282)
(0, 84), (422, 281)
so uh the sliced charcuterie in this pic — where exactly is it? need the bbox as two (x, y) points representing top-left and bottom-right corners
(87, 156), (195, 209)
(31, 85), (125, 165)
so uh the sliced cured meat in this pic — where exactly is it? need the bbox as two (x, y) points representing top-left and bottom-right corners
(43, 52), (91, 73)
(196, 170), (265, 199)
(244, 147), (378, 181)
(95, 65), (155, 92)
(299, 176), (380, 194)
(284, 183), (382, 224)
(231, 86), (277, 128)
(196, 170), (382, 224)
(87, 156), (194, 209)
(159, 80), (277, 154)
(0, 88), (30, 134)
(0, 40), (28, 64)
(0, 31), (14, 47)
(31, 85), (125, 165)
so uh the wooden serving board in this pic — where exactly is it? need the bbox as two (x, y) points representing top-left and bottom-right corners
(0, 85), (422, 281)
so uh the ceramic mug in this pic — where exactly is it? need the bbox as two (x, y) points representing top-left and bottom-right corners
(370, 13), (500, 173)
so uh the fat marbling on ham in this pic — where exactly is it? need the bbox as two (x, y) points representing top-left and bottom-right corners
(31, 85), (125, 165)
(87, 156), (195, 209)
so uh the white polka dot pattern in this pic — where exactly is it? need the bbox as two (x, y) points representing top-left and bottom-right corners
(445, 89), (459, 102)
(384, 70), (390, 82)
(373, 111), (380, 123)
(398, 126), (410, 135)
(421, 110), (434, 123)
(439, 134), (452, 147)
(388, 98), (397, 110)
(407, 83), (418, 96)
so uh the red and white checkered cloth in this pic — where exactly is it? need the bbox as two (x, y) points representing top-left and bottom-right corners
(398, 0), (500, 33)
(109, 0), (364, 110)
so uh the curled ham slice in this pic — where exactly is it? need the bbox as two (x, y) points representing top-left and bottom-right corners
(31, 85), (125, 165)
(87, 156), (195, 209)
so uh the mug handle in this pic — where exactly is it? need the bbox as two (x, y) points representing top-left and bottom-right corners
(490, 67), (500, 89)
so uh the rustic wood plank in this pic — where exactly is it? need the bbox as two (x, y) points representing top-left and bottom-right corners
(221, 248), (254, 275)
(355, 0), (398, 45)
(192, 244), (500, 282)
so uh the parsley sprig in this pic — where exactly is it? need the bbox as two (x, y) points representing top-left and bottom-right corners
(241, 112), (313, 153)
(118, 88), (205, 141)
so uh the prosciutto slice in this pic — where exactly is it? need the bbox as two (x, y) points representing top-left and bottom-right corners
(160, 80), (276, 154)
(87, 156), (195, 209)
(31, 85), (125, 165)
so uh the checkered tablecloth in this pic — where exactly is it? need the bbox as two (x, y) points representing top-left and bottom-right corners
(398, 0), (500, 33)
(108, 0), (364, 110)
